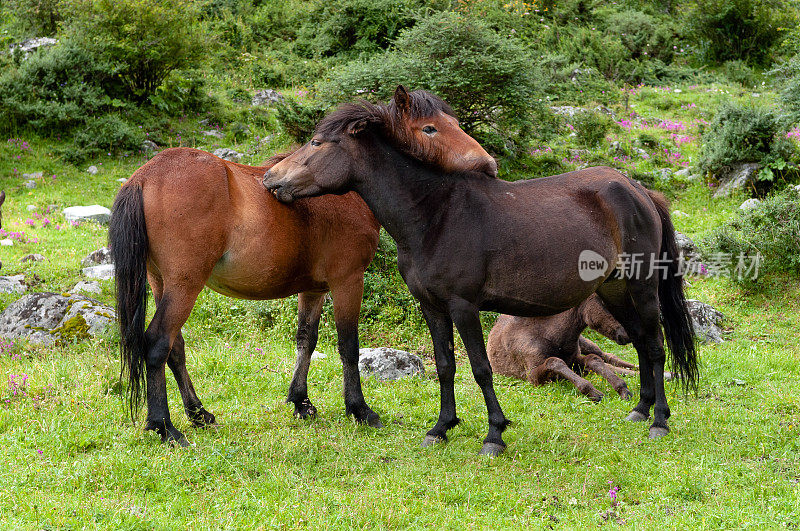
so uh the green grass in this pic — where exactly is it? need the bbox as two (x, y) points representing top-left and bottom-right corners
(1, 85), (799, 528)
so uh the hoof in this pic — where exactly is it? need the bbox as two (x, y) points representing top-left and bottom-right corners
(649, 426), (669, 439)
(421, 434), (445, 448)
(479, 442), (506, 457)
(366, 414), (384, 429)
(188, 407), (217, 427)
(625, 410), (650, 422)
(293, 399), (318, 420)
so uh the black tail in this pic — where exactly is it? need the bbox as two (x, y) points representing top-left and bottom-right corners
(648, 190), (698, 392)
(108, 184), (149, 421)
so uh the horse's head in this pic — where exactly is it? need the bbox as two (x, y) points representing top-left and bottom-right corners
(263, 86), (496, 203)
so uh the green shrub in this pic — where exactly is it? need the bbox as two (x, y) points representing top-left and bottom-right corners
(702, 187), (800, 280)
(683, 0), (796, 66)
(62, 0), (205, 101)
(0, 41), (117, 134)
(67, 114), (144, 163)
(275, 98), (328, 142)
(698, 103), (798, 187)
(605, 9), (675, 63)
(322, 11), (544, 157)
(5, 0), (62, 36)
(774, 54), (800, 123)
(722, 60), (756, 86)
(572, 112), (612, 148)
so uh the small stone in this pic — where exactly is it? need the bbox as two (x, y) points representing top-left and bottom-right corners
(80, 247), (112, 267)
(117, 178), (127, 183)
(0, 239), (13, 247)
(252, 89), (284, 106)
(0, 275), (26, 294)
(713, 162), (761, 198)
(20, 254), (45, 263)
(87, 166), (99, 175)
(63, 205), (112, 224)
(358, 347), (424, 381)
(24, 180), (36, 189)
(141, 140), (159, 153)
(550, 105), (586, 117)
(82, 264), (115, 280)
(740, 198), (761, 211)
(311, 351), (326, 360)
(687, 299), (726, 344)
(202, 130), (224, 139)
(26, 205), (36, 211)
(22, 172), (43, 180)
(730, 378), (747, 386)
(72, 280), (102, 294)
(672, 210), (690, 218)
(674, 167), (692, 178)
(633, 147), (649, 158)
(674, 88), (682, 93)
(213, 148), (244, 163)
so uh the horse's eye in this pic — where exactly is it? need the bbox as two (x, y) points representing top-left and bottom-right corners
(422, 125), (437, 135)
(310, 139), (322, 147)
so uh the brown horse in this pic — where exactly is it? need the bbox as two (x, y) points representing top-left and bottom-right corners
(108, 86), (497, 446)
(263, 99), (698, 456)
(487, 294), (637, 401)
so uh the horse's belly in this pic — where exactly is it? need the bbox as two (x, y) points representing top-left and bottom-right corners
(206, 260), (325, 300)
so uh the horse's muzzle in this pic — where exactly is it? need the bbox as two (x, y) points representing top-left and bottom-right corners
(263, 171), (295, 203)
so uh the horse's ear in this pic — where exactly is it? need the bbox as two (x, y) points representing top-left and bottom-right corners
(394, 85), (411, 113)
(347, 118), (370, 136)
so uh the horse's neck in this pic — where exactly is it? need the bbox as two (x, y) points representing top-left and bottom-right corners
(353, 143), (455, 252)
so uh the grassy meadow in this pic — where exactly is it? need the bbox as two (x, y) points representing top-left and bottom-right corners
(1, 82), (799, 529)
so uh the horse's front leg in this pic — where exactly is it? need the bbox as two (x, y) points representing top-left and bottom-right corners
(450, 300), (511, 456)
(419, 303), (460, 447)
(331, 275), (382, 427)
(286, 291), (326, 419)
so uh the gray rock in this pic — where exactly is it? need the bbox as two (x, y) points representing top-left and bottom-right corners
(117, 178), (127, 183)
(0, 275), (26, 294)
(0, 292), (115, 346)
(674, 167), (692, 178)
(672, 210), (690, 218)
(739, 198), (762, 211)
(72, 280), (101, 294)
(633, 147), (649, 159)
(9, 37), (58, 58)
(141, 140), (159, 153)
(713, 162), (761, 198)
(358, 347), (424, 381)
(311, 350), (326, 360)
(202, 130), (224, 139)
(551, 106), (586, 117)
(252, 89), (284, 106)
(653, 168), (673, 181)
(24, 180), (36, 189)
(63, 205), (111, 224)
(675, 231), (702, 263)
(20, 254), (45, 263)
(82, 264), (115, 280)
(0, 239), (13, 247)
(22, 172), (43, 180)
(686, 299), (726, 344)
(26, 205), (36, 212)
(87, 165), (99, 175)
(212, 148), (243, 163)
(80, 246), (112, 267)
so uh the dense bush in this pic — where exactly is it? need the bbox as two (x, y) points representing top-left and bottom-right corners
(5, 0), (62, 36)
(62, 0), (205, 101)
(275, 98), (328, 142)
(703, 187), (800, 280)
(775, 54), (800, 123)
(698, 102), (798, 185)
(683, 0), (796, 66)
(572, 111), (612, 148)
(323, 11), (544, 156)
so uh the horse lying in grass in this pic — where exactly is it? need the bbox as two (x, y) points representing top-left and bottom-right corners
(487, 294), (637, 402)
(108, 86), (496, 446)
(263, 92), (698, 456)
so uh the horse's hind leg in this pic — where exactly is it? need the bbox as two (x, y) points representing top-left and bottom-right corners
(575, 353), (632, 400)
(330, 275), (381, 428)
(143, 285), (203, 445)
(286, 291), (326, 419)
(578, 336), (637, 370)
(530, 357), (604, 402)
(150, 273), (215, 428)
(168, 333), (216, 427)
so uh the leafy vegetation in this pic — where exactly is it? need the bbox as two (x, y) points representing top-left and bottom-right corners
(1, 0), (800, 527)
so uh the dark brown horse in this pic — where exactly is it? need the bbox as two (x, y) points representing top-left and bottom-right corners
(262, 98), (698, 456)
(108, 87), (496, 446)
(487, 294), (637, 401)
